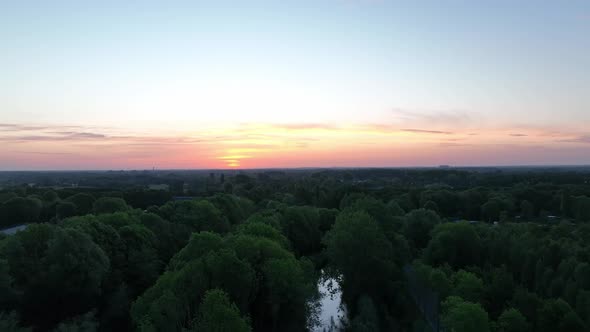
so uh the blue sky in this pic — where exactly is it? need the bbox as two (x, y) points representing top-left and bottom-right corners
(1, 1), (589, 169)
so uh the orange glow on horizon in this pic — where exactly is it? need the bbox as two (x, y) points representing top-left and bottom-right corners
(1, 122), (589, 170)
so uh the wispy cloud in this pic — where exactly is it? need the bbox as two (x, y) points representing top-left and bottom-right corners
(391, 108), (474, 126)
(1, 132), (107, 142)
(559, 135), (590, 144)
(269, 123), (337, 130)
(439, 142), (473, 148)
(11, 151), (75, 156)
(510, 133), (528, 137)
(0, 123), (88, 132)
(401, 128), (453, 135)
(0, 124), (49, 131)
(70, 132), (106, 139)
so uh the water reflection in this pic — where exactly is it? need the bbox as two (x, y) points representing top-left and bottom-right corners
(308, 271), (348, 332)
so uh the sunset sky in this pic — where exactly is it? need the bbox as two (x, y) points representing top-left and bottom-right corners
(1, 1), (589, 170)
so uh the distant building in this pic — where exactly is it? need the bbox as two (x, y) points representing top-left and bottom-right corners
(439, 165), (450, 169)
(148, 184), (170, 191)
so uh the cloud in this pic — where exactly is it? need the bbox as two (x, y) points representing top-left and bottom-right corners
(510, 133), (528, 137)
(11, 151), (75, 155)
(391, 108), (473, 126)
(0, 122), (282, 149)
(356, 124), (454, 135)
(69, 132), (106, 139)
(356, 124), (394, 133)
(239, 123), (337, 131)
(539, 131), (576, 138)
(439, 142), (473, 147)
(278, 123), (336, 130)
(401, 128), (453, 135)
(559, 135), (590, 144)
(0, 123), (49, 131)
(2, 131), (107, 142)
(0, 123), (89, 132)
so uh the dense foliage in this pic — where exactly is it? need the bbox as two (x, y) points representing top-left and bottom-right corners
(0, 168), (589, 331)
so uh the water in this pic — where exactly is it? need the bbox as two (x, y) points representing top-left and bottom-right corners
(309, 272), (348, 332)
(0, 224), (27, 235)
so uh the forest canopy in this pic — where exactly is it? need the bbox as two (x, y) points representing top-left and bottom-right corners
(0, 168), (589, 331)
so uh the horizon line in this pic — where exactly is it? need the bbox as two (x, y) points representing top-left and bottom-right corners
(2, 164), (590, 172)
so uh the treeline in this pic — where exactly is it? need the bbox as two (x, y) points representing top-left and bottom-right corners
(0, 189), (172, 229)
(0, 169), (589, 331)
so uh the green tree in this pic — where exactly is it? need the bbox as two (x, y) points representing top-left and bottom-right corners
(560, 189), (572, 217)
(459, 189), (486, 220)
(262, 258), (308, 328)
(167, 200), (230, 233)
(56, 201), (77, 219)
(574, 262), (590, 289)
(441, 296), (490, 332)
(65, 193), (95, 215)
(140, 212), (188, 262)
(497, 308), (530, 332)
(168, 232), (225, 270)
(429, 268), (452, 299)
(280, 206), (321, 256)
(118, 224), (161, 297)
(350, 295), (379, 332)
(425, 222), (481, 268)
(537, 298), (586, 332)
(452, 270), (484, 303)
(386, 200), (405, 217)
(207, 194), (254, 225)
(345, 196), (395, 227)
(0, 197), (42, 227)
(485, 266), (515, 317)
(2, 225), (109, 330)
(573, 196), (590, 222)
(193, 289), (251, 332)
(423, 200), (439, 213)
(481, 199), (501, 222)
(236, 222), (290, 249)
(0, 259), (16, 310)
(92, 197), (129, 214)
(42, 190), (59, 203)
(52, 311), (98, 332)
(204, 249), (256, 311)
(576, 290), (590, 325)
(403, 208), (441, 249)
(520, 200), (534, 220)
(0, 192), (18, 204)
(324, 211), (397, 306)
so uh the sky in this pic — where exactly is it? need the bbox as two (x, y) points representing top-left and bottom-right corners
(1, 0), (589, 170)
